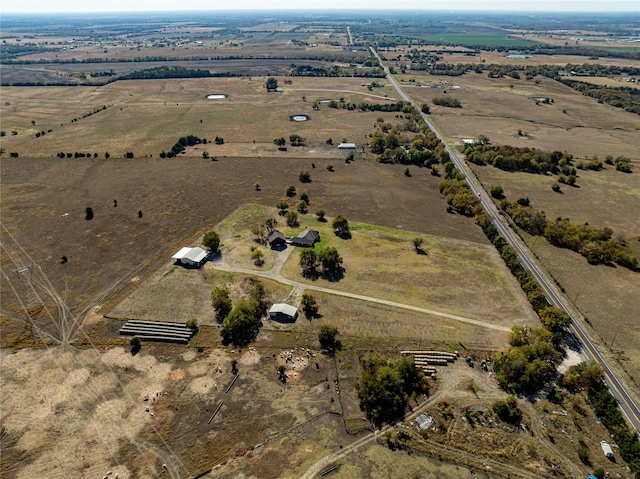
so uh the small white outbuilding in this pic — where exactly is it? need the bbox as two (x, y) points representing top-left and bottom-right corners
(172, 247), (209, 267)
(268, 303), (298, 322)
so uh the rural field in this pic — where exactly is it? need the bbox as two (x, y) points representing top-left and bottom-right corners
(394, 67), (640, 392)
(0, 76), (401, 158)
(2, 10), (640, 479)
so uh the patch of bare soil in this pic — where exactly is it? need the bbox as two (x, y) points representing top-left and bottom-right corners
(0, 343), (342, 478)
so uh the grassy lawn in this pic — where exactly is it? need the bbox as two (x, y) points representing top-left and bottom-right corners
(277, 211), (537, 327)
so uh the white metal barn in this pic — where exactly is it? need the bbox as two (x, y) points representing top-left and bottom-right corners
(172, 247), (209, 267)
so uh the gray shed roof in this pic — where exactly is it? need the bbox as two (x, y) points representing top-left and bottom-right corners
(172, 247), (208, 263)
(268, 303), (298, 318)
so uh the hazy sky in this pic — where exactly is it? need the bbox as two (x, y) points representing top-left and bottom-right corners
(1, 0), (638, 13)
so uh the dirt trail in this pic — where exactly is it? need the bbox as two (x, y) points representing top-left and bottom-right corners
(210, 248), (510, 333)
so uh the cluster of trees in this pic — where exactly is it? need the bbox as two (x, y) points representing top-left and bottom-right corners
(356, 354), (428, 427)
(491, 395), (522, 424)
(161, 135), (206, 158)
(212, 281), (268, 345)
(328, 100), (414, 113)
(438, 164), (482, 217)
(299, 247), (344, 280)
(561, 361), (640, 477)
(500, 199), (638, 269)
(465, 144), (576, 175)
(369, 114), (450, 167)
(493, 324), (563, 394)
(609, 155), (632, 173)
(432, 96), (462, 108)
(121, 66), (213, 80)
(477, 213), (559, 316)
(289, 64), (384, 78)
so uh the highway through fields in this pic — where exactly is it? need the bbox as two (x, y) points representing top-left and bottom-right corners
(370, 47), (640, 433)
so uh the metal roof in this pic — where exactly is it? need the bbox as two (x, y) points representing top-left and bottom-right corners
(172, 247), (208, 263)
(268, 303), (298, 318)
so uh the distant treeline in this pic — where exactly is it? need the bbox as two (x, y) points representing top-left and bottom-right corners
(120, 66), (213, 80)
(289, 64), (384, 78)
(558, 79), (640, 115)
(2, 54), (371, 65)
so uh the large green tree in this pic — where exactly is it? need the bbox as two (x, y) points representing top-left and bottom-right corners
(211, 287), (232, 323)
(299, 249), (318, 277)
(318, 324), (338, 350)
(266, 77), (278, 91)
(357, 354), (427, 427)
(202, 230), (220, 252)
(221, 299), (261, 345)
(318, 247), (343, 277)
(332, 214), (350, 237)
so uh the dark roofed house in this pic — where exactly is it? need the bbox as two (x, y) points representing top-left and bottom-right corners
(290, 229), (320, 247)
(267, 230), (287, 248)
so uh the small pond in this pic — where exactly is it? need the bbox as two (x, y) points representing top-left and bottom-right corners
(290, 115), (310, 122)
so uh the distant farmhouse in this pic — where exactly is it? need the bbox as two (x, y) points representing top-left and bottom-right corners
(172, 247), (209, 268)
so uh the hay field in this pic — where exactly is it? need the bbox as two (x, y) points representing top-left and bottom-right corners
(0, 77), (400, 158)
(404, 72), (640, 160)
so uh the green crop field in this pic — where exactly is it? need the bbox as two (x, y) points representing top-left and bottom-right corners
(421, 33), (538, 48)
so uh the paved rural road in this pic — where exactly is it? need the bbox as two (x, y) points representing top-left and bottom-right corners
(370, 47), (640, 432)
(211, 250), (510, 333)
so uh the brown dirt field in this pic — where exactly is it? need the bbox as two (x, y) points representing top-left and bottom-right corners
(0, 155), (485, 343)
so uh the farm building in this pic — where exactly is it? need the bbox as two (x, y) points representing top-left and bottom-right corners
(268, 303), (298, 322)
(290, 229), (320, 247)
(267, 230), (287, 248)
(601, 440), (614, 458)
(338, 143), (356, 150)
(415, 414), (435, 430)
(172, 247), (209, 267)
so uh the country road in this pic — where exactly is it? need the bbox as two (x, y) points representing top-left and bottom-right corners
(369, 46), (640, 433)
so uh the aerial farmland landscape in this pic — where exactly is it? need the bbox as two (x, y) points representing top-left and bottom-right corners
(1, 5), (639, 479)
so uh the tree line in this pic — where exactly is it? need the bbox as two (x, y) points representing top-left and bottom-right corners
(500, 198), (638, 270)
